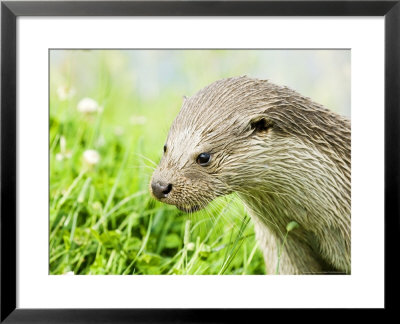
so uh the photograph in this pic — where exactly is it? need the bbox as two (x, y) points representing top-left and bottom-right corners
(49, 49), (351, 275)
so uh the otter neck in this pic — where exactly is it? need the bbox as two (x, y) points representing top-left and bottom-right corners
(236, 136), (351, 274)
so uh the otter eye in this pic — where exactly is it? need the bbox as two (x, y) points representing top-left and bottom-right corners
(196, 152), (211, 166)
(250, 118), (273, 134)
(163, 144), (167, 153)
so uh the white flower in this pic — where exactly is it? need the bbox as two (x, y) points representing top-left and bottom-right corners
(55, 135), (72, 161)
(186, 242), (195, 251)
(63, 271), (75, 275)
(114, 126), (124, 136)
(77, 97), (101, 114)
(129, 115), (147, 125)
(57, 85), (76, 101)
(83, 149), (100, 166)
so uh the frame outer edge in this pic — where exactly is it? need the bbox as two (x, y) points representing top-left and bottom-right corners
(1, 2), (17, 323)
(0, 0), (398, 322)
(2, 1), (399, 16)
(385, 1), (400, 311)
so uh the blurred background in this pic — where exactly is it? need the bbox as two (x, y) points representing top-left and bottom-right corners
(50, 50), (350, 275)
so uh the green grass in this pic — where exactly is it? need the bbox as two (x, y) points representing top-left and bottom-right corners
(49, 50), (266, 275)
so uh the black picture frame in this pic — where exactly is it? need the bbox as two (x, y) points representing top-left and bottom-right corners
(1, 0), (398, 322)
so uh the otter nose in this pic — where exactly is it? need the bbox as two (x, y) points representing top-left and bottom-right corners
(151, 181), (172, 199)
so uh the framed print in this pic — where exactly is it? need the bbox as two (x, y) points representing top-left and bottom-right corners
(1, 0), (399, 322)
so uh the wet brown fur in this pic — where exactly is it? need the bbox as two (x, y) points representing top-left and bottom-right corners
(151, 76), (351, 274)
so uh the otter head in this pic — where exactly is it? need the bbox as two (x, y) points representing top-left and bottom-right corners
(150, 75), (350, 214)
(150, 76), (291, 213)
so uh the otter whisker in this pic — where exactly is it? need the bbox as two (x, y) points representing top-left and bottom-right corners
(132, 152), (158, 167)
(126, 165), (155, 172)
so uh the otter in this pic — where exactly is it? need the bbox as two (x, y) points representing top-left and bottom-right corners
(150, 76), (351, 275)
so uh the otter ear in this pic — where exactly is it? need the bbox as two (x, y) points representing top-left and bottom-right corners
(249, 117), (273, 134)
